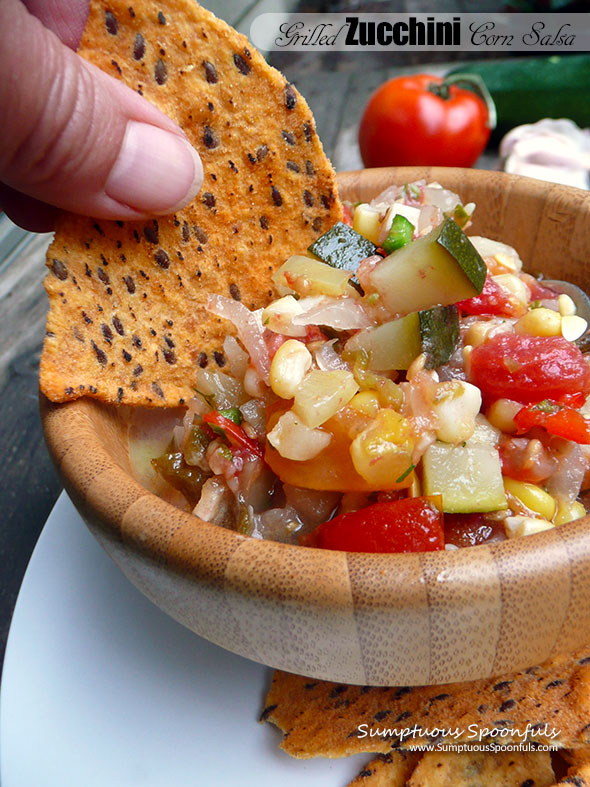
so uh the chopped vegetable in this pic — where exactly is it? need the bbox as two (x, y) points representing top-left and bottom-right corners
(419, 305), (459, 369)
(514, 400), (590, 444)
(383, 214), (414, 254)
(301, 497), (445, 553)
(308, 222), (376, 272)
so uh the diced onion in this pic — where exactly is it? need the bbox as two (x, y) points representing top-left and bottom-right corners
(207, 295), (270, 383)
(292, 296), (373, 331)
(314, 339), (350, 371)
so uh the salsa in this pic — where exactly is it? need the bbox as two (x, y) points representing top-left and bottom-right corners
(140, 180), (590, 552)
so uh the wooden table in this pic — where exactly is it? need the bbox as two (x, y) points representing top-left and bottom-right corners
(0, 0), (500, 677)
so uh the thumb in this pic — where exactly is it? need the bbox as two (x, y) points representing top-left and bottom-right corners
(0, 0), (203, 220)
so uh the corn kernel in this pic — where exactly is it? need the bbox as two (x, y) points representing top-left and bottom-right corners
(349, 390), (380, 417)
(464, 321), (494, 348)
(561, 314), (588, 342)
(270, 340), (312, 399)
(504, 515), (554, 538)
(554, 500), (587, 526)
(558, 293), (576, 316)
(493, 274), (529, 308)
(350, 409), (414, 488)
(262, 296), (306, 337)
(504, 477), (556, 521)
(487, 399), (522, 434)
(352, 203), (381, 244)
(494, 251), (518, 272)
(267, 410), (331, 461)
(432, 380), (482, 444)
(515, 307), (561, 337)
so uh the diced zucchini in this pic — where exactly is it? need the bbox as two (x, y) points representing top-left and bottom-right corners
(308, 222), (376, 272)
(352, 204), (381, 244)
(344, 304), (459, 372)
(419, 305), (459, 369)
(368, 218), (487, 315)
(345, 313), (421, 371)
(422, 440), (507, 513)
(383, 214), (414, 254)
(272, 255), (352, 297)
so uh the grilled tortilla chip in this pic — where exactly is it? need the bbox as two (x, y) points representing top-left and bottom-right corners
(406, 750), (555, 787)
(262, 647), (590, 758)
(40, 0), (341, 406)
(348, 751), (421, 786)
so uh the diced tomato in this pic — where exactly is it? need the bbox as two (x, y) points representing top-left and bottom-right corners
(202, 412), (263, 458)
(456, 275), (523, 317)
(521, 273), (561, 301)
(469, 333), (590, 404)
(265, 330), (289, 359)
(300, 496), (444, 553)
(514, 401), (590, 445)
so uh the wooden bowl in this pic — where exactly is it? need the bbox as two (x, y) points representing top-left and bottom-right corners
(41, 167), (590, 686)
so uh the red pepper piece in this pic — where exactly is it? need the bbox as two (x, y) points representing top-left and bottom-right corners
(202, 412), (264, 457)
(300, 496), (444, 553)
(514, 401), (590, 444)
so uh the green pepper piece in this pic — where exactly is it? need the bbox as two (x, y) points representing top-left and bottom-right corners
(383, 214), (414, 254)
(218, 407), (243, 425)
(451, 203), (470, 228)
(151, 442), (209, 506)
(308, 222), (376, 273)
(184, 423), (212, 466)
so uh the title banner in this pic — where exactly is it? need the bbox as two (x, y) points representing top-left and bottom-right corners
(250, 13), (589, 52)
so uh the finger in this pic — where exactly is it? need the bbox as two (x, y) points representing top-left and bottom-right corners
(21, 0), (89, 50)
(0, 182), (58, 233)
(0, 0), (203, 220)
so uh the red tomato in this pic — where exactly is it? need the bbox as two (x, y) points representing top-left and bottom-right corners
(456, 275), (523, 318)
(469, 333), (590, 404)
(514, 401), (590, 444)
(300, 496), (444, 553)
(358, 74), (492, 168)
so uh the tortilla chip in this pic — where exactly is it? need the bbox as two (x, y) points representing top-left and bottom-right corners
(261, 647), (590, 758)
(406, 750), (555, 787)
(348, 751), (421, 786)
(551, 762), (590, 787)
(40, 0), (341, 406)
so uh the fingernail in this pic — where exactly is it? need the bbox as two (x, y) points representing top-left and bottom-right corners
(105, 120), (203, 214)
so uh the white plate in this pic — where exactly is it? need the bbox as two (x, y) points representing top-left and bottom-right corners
(1, 492), (368, 786)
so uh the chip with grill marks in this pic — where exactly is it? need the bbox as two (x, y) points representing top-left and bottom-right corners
(261, 646), (590, 758)
(40, 0), (342, 406)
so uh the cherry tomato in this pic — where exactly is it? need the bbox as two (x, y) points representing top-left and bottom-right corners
(300, 496), (444, 553)
(456, 275), (523, 318)
(469, 333), (590, 404)
(358, 74), (493, 169)
(514, 400), (590, 444)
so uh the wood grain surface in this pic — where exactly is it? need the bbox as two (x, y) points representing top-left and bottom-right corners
(41, 168), (590, 685)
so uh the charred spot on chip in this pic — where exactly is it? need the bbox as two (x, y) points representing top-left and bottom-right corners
(499, 699), (516, 712)
(545, 679), (564, 689)
(493, 681), (513, 692)
(112, 316), (125, 336)
(373, 710), (391, 721)
(181, 222), (190, 242)
(287, 161), (300, 173)
(303, 190), (314, 207)
(256, 145), (268, 161)
(312, 217), (322, 232)
(284, 83), (297, 110)
(429, 693), (450, 703)
(97, 268), (110, 285)
(259, 215), (270, 230)
(124, 275), (136, 294)
(133, 364), (143, 376)
(203, 60), (218, 83)
(282, 130), (295, 146)
(105, 10), (118, 35)
(163, 348), (177, 364)
(144, 223), (159, 244)
(233, 52), (250, 75)
(213, 351), (226, 367)
(154, 59), (167, 85)
(203, 125), (218, 149)
(72, 327), (85, 343)
(91, 341), (108, 366)
(116, 387), (124, 402)
(193, 226), (208, 244)
(229, 283), (241, 301)
(259, 704), (277, 723)
(396, 710), (412, 721)
(271, 187), (283, 207)
(303, 122), (313, 142)
(198, 352), (208, 368)
(101, 324), (114, 344)
(132, 334), (142, 348)
(122, 349), (132, 363)
(111, 59), (122, 74)
(202, 192), (216, 208)
(51, 258), (68, 280)
(152, 381), (165, 398)
(247, 153), (256, 164)
(154, 249), (170, 269)
(157, 10), (166, 23)
(133, 32), (145, 59)
(228, 160), (238, 173)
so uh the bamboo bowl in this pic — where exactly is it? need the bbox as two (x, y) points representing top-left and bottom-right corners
(41, 167), (590, 686)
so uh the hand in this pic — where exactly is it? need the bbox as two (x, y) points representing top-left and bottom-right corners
(0, 0), (203, 231)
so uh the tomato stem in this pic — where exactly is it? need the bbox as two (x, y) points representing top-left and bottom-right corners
(428, 74), (497, 131)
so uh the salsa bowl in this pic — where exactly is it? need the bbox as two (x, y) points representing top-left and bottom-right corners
(41, 167), (590, 686)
